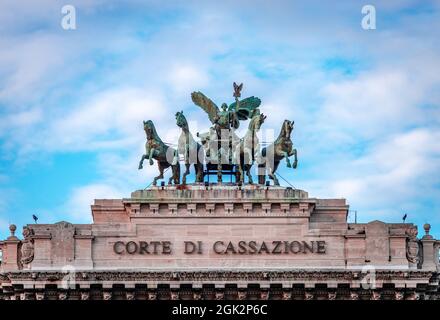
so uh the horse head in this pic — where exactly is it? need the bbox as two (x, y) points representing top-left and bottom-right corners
(249, 113), (266, 132)
(175, 110), (188, 129)
(281, 119), (294, 139)
(143, 120), (156, 140)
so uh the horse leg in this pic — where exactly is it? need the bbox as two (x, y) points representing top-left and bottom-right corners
(272, 161), (280, 186)
(172, 149), (179, 166)
(268, 160), (280, 186)
(292, 149), (298, 169)
(283, 151), (292, 168)
(237, 154), (245, 183)
(246, 164), (253, 184)
(217, 150), (223, 183)
(217, 162), (222, 182)
(149, 148), (155, 166)
(237, 163), (244, 183)
(138, 154), (146, 170)
(268, 171), (279, 186)
(193, 163), (200, 183)
(168, 166), (173, 185)
(182, 163), (190, 184)
(243, 148), (253, 166)
(153, 164), (164, 186)
(172, 163), (180, 185)
(195, 163), (203, 183)
(268, 168), (276, 185)
(258, 163), (266, 185)
(243, 146), (255, 184)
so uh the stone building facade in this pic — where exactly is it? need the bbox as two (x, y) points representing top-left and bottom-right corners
(1, 185), (439, 300)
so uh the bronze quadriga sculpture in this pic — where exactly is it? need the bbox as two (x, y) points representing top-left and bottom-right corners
(139, 83), (297, 186)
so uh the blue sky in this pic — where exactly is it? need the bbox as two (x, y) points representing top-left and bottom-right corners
(0, 0), (439, 239)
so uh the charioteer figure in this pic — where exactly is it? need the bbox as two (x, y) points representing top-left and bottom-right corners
(191, 83), (261, 182)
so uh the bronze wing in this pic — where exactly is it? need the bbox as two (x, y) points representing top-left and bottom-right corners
(191, 91), (220, 124)
(229, 96), (261, 120)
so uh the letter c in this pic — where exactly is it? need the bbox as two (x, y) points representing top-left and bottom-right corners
(114, 241), (125, 254)
(213, 241), (225, 254)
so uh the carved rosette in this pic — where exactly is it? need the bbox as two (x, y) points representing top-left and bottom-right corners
(371, 291), (381, 300)
(304, 292), (314, 300)
(237, 291), (247, 300)
(328, 292), (337, 300)
(35, 292), (45, 301)
(406, 292), (420, 300)
(350, 292), (359, 300)
(282, 291), (292, 300)
(260, 291), (269, 300)
(170, 291), (179, 300)
(395, 292), (404, 300)
(58, 292), (68, 300)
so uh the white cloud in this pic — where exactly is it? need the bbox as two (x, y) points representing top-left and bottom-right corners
(300, 128), (440, 222)
(0, 108), (42, 134)
(0, 33), (74, 105)
(0, 0), (439, 238)
(20, 88), (169, 153)
(168, 65), (209, 94)
(64, 184), (124, 223)
(319, 70), (428, 140)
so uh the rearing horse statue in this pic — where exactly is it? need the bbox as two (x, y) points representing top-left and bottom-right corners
(258, 120), (297, 186)
(138, 120), (180, 186)
(233, 113), (266, 184)
(175, 111), (204, 184)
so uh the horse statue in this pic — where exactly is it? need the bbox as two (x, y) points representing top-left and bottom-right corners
(138, 120), (180, 186)
(258, 120), (298, 186)
(233, 113), (266, 184)
(175, 111), (204, 184)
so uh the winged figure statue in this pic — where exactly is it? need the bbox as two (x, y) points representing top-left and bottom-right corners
(191, 88), (261, 131)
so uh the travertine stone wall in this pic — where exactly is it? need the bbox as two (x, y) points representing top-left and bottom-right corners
(1, 185), (439, 300)
(1, 185), (425, 271)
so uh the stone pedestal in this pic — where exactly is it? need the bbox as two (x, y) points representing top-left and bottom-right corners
(421, 224), (439, 271)
(0, 225), (21, 272)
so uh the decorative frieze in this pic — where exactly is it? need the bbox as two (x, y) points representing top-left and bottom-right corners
(3, 269), (436, 284)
